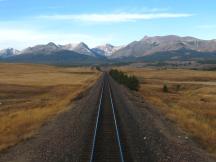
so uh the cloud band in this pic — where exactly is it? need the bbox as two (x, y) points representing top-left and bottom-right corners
(38, 13), (192, 22)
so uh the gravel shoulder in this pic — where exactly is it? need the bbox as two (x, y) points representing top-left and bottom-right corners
(109, 76), (216, 162)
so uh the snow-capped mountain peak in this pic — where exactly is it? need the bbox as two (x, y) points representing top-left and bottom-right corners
(62, 42), (97, 56)
(0, 48), (20, 58)
(61, 43), (79, 51)
(21, 42), (60, 55)
(92, 44), (124, 56)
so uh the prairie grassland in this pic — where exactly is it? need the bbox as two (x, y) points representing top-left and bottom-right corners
(0, 63), (100, 151)
(121, 67), (216, 154)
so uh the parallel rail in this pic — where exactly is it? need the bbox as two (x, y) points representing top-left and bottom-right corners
(89, 81), (104, 162)
(109, 84), (125, 162)
(89, 75), (125, 162)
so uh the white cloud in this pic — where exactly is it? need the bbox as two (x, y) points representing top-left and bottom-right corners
(0, 28), (114, 50)
(38, 12), (192, 22)
(112, 7), (169, 13)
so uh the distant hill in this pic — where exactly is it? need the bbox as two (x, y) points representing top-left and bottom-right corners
(0, 50), (107, 66)
(111, 49), (216, 65)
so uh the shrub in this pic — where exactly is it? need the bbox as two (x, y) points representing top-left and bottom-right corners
(176, 84), (181, 91)
(110, 69), (139, 91)
(163, 84), (168, 92)
(95, 66), (101, 71)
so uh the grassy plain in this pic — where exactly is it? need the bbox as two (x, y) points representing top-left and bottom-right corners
(121, 67), (216, 154)
(0, 63), (100, 151)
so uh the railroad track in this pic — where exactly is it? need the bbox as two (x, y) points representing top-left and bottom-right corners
(81, 73), (131, 162)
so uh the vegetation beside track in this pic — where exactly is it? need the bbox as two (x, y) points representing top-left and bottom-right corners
(120, 67), (216, 154)
(109, 69), (139, 91)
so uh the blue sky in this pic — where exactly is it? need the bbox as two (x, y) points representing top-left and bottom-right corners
(0, 0), (216, 49)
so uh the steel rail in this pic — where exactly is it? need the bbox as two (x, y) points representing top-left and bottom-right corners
(89, 75), (125, 162)
(89, 80), (104, 162)
(108, 81), (125, 162)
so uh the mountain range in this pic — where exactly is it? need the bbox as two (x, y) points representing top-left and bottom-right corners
(1, 35), (216, 65)
(112, 35), (216, 58)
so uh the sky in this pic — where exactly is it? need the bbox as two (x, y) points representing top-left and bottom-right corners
(0, 0), (216, 50)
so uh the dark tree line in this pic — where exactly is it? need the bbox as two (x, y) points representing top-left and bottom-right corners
(109, 69), (139, 91)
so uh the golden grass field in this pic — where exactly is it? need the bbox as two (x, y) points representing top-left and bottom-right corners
(121, 67), (216, 154)
(0, 63), (100, 151)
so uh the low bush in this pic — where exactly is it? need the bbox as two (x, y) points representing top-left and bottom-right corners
(110, 69), (139, 91)
(163, 84), (168, 92)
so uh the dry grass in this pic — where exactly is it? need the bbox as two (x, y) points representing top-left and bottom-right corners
(0, 63), (100, 151)
(121, 67), (216, 154)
